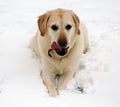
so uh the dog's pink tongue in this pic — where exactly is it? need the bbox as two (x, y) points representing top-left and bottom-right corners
(51, 42), (62, 51)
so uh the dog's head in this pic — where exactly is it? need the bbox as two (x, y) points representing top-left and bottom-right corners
(38, 9), (80, 56)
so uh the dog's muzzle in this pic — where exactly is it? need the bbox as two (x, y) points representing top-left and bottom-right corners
(48, 42), (69, 57)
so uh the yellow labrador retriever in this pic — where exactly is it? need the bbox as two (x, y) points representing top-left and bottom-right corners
(30, 8), (89, 96)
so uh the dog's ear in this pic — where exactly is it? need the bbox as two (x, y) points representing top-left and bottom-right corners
(38, 13), (50, 36)
(72, 12), (80, 35)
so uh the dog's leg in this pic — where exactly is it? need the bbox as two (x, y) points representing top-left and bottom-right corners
(81, 22), (89, 54)
(58, 71), (75, 91)
(41, 71), (58, 97)
(83, 35), (89, 54)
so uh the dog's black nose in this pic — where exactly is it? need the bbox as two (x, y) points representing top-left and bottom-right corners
(58, 39), (67, 48)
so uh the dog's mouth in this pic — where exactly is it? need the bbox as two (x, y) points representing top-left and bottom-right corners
(55, 47), (69, 56)
(48, 42), (69, 57)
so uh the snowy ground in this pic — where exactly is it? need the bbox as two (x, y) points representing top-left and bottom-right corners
(0, 0), (120, 107)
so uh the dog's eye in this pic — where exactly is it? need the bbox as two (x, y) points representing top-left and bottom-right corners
(51, 25), (58, 31)
(66, 24), (72, 30)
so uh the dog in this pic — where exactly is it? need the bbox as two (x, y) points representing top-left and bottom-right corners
(30, 8), (89, 96)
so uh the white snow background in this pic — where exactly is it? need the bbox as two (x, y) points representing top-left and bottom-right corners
(0, 0), (120, 107)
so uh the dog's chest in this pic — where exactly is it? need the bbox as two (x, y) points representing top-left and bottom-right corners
(51, 58), (71, 75)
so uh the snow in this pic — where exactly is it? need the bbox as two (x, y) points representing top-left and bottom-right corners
(0, 0), (120, 107)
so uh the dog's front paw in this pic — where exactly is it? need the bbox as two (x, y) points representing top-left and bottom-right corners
(57, 83), (67, 91)
(49, 90), (58, 97)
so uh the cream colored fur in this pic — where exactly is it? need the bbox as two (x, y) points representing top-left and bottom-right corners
(30, 9), (89, 96)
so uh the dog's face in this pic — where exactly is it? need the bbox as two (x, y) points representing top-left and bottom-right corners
(38, 9), (80, 56)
